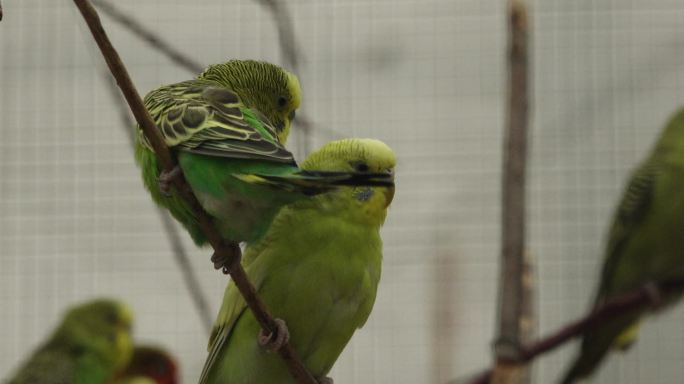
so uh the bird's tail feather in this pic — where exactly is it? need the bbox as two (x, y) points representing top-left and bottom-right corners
(233, 170), (394, 195)
(561, 315), (640, 384)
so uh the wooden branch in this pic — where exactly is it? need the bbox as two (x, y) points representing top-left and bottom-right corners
(72, 1), (317, 382)
(256, 0), (302, 74)
(91, 0), (203, 73)
(100, 70), (214, 335)
(467, 278), (684, 384)
(494, 0), (532, 382)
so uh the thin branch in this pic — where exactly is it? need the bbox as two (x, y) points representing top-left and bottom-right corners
(495, 0), (531, 381)
(256, 0), (302, 74)
(95, 0), (347, 151)
(100, 70), (213, 335)
(256, 0), (314, 156)
(72, 1), (317, 382)
(467, 278), (684, 384)
(91, 0), (203, 73)
(159, 209), (215, 335)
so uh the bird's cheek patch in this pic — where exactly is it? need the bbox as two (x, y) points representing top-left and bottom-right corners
(353, 188), (374, 201)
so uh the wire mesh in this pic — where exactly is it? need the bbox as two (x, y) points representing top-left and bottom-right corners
(1, 1), (684, 383)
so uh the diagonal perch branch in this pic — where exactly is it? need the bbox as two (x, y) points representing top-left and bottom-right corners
(100, 70), (214, 335)
(71, 1), (317, 382)
(91, 0), (203, 73)
(466, 277), (684, 384)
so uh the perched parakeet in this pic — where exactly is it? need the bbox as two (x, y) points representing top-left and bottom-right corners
(562, 108), (684, 383)
(137, 59), (392, 247)
(113, 345), (178, 384)
(197, 138), (396, 384)
(6, 299), (133, 384)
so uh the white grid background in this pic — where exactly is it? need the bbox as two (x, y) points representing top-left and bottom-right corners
(1, 1), (684, 383)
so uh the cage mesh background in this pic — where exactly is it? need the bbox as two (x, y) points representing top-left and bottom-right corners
(2, 1), (684, 383)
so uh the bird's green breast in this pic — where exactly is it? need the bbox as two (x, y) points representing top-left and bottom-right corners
(209, 207), (384, 383)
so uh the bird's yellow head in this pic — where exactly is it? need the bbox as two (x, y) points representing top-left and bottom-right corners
(302, 138), (396, 225)
(199, 59), (301, 144)
(59, 299), (134, 375)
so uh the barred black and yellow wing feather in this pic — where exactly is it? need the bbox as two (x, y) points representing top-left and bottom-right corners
(139, 79), (295, 164)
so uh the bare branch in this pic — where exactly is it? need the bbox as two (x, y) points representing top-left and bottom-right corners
(91, 0), (203, 73)
(99, 70), (214, 335)
(256, 0), (302, 73)
(494, 0), (532, 382)
(159, 209), (215, 335)
(72, 1), (316, 382)
(467, 278), (684, 384)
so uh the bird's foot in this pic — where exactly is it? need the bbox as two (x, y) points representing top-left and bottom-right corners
(258, 318), (290, 352)
(158, 166), (183, 196)
(211, 243), (241, 274)
(317, 377), (333, 384)
(644, 281), (664, 309)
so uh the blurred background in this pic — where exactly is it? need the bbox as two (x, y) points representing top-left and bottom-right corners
(2, 0), (684, 383)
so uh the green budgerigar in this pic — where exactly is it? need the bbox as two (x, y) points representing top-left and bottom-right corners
(198, 138), (396, 383)
(6, 299), (134, 384)
(137, 59), (392, 247)
(562, 108), (684, 383)
(113, 345), (178, 384)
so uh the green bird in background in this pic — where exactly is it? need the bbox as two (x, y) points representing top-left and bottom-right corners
(6, 299), (133, 384)
(198, 138), (396, 384)
(136, 59), (392, 248)
(112, 345), (178, 384)
(562, 108), (684, 383)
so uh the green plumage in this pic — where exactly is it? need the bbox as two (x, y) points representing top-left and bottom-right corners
(562, 108), (684, 383)
(6, 299), (134, 384)
(136, 60), (391, 246)
(198, 138), (396, 384)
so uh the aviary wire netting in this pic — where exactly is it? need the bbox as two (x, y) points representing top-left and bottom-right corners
(1, 1), (684, 383)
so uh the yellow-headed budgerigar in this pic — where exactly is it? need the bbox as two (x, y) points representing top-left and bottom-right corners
(562, 108), (684, 383)
(136, 60), (392, 248)
(198, 138), (396, 383)
(6, 299), (134, 384)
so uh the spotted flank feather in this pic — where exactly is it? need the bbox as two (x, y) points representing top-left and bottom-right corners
(140, 79), (295, 164)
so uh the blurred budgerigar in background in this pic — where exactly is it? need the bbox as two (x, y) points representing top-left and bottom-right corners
(5, 299), (134, 384)
(113, 345), (178, 384)
(198, 138), (396, 383)
(562, 107), (684, 383)
(136, 59), (393, 248)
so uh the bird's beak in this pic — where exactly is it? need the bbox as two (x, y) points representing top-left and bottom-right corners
(383, 185), (395, 207)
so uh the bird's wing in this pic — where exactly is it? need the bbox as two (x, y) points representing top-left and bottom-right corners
(8, 347), (75, 384)
(141, 79), (295, 164)
(595, 159), (661, 301)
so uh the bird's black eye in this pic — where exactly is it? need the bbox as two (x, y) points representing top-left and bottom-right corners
(353, 162), (369, 172)
(277, 96), (287, 108)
